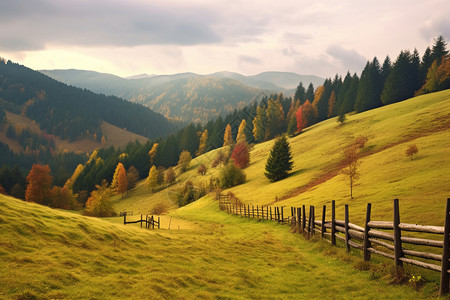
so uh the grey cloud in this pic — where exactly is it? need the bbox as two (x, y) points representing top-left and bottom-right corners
(239, 55), (263, 65)
(420, 16), (450, 41)
(326, 45), (367, 72)
(0, 0), (221, 52)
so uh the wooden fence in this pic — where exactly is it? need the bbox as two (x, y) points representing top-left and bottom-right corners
(123, 214), (160, 229)
(219, 197), (450, 296)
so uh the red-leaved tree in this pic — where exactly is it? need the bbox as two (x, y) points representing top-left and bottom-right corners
(25, 164), (53, 205)
(231, 142), (250, 169)
(295, 100), (315, 133)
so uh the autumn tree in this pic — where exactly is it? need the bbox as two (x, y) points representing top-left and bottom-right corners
(231, 142), (250, 169)
(126, 166), (140, 190)
(341, 137), (368, 199)
(178, 150), (192, 173)
(236, 119), (247, 144)
(64, 164), (84, 190)
(165, 167), (176, 185)
(327, 91), (336, 118)
(148, 143), (159, 165)
(265, 98), (285, 139)
(196, 129), (208, 156)
(50, 186), (79, 210)
(252, 106), (266, 142)
(111, 162), (127, 195)
(223, 124), (233, 147)
(219, 162), (246, 189)
(212, 150), (228, 168)
(265, 136), (293, 182)
(406, 144), (419, 160)
(25, 164), (53, 205)
(146, 165), (158, 192)
(197, 164), (207, 175)
(84, 180), (115, 217)
(295, 100), (315, 133)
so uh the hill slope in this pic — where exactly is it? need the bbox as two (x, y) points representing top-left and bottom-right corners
(0, 59), (179, 143)
(129, 90), (450, 227)
(0, 194), (426, 299)
(41, 69), (325, 123)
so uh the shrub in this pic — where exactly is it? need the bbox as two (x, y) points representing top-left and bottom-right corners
(151, 202), (169, 215)
(178, 150), (192, 173)
(177, 180), (207, 207)
(165, 167), (176, 185)
(219, 162), (246, 189)
(197, 164), (207, 175)
(406, 144), (419, 160)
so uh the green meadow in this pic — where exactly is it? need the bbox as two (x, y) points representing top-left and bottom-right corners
(1, 90), (450, 298)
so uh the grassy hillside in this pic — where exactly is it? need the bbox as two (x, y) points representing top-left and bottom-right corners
(0, 194), (431, 299)
(135, 90), (450, 227)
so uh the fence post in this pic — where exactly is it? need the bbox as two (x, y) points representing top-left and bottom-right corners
(345, 205), (350, 252)
(321, 205), (326, 238)
(297, 207), (301, 228)
(302, 205), (306, 231)
(363, 203), (372, 261)
(311, 206), (315, 236)
(281, 207), (284, 224)
(440, 198), (450, 296)
(123, 213), (126, 225)
(140, 214), (143, 228)
(331, 200), (336, 246)
(252, 205), (255, 218)
(308, 206), (312, 237)
(158, 217), (160, 229)
(393, 198), (403, 267)
(270, 207), (272, 220)
(257, 205), (259, 219)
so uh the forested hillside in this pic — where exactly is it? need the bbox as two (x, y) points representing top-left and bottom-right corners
(41, 69), (325, 123)
(0, 59), (180, 142)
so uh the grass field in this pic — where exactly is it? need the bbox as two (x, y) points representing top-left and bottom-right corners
(1, 90), (450, 298)
(0, 194), (437, 299)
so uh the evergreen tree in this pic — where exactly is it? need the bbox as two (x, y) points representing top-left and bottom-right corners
(354, 58), (383, 112)
(305, 83), (315, 104)
(431, 35), (448, 65)
(381, 56), (392, 84)
(264, 135), (293, 182)
(265, 98), (285, 139)
(420, 47), (433, 86)
(294, 82), (306, 103)
(338, 72), (359, 114)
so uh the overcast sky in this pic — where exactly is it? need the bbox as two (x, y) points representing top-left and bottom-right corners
(0, 0), (449, 79)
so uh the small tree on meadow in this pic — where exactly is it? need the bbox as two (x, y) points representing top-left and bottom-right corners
(165, 167), (176, 185)
(126, 166), (140, 190)
(337, 113), (347, 126)
(146, 165), (159, 192)
(264, 135), (294, 182)
(406, 144), (419, 160)
(341, 137), (368, 199)
(212, 150), (228, 168)
(85, 180), (115, 217)
(178, 150), (192, 173)
(197, 164), (207, 175)
(219, 162), (246, 189)
(231, 142), (250, 169)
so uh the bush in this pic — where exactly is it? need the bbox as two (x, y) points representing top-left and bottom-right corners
(177, 181), (207, 207)
(151, 202), (169, 215)
(219, 162), (246, 189)
(406, 144), (419, 160)
(197, 164), (207, 175)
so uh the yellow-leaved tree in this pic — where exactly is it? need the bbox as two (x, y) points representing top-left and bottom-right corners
(85, 180), (115, 217)
(146, 165), (158, 192)
(236, 119), (247, 144)
(196, 129), (208, 156)
(223, 124), (233, 147)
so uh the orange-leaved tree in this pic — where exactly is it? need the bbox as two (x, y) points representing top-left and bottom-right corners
(223, 124), (233, 147)
(231, 142), (250, 169)
(25, 164), (53, 205)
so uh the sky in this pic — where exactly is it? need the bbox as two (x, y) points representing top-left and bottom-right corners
(0, 0), (449, 79)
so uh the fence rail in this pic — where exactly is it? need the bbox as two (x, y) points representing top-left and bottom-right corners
(218, 196), (450, 296)
(123, 214), (160, 229)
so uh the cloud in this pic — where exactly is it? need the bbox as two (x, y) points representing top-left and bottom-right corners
(420, 16), (450, 41)
(239, 55), (263, 65)
(0, 0), (221, 52)
(325, 45), (367, 72)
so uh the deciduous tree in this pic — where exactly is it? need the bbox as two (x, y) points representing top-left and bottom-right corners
(146, 165), (158, 192)
(196, 129), (208, 156)
(231, 142), (250, 169)
(148, 143), (159, 165)
(178, 150), (192, 173)
(406, 144), (419, 160)
(252, 106), (266, 142)
(236, 119), (247, 144)
(25, 164), (53, 205)
(223, 124), (233, 147)
(85, 180), (115, 217)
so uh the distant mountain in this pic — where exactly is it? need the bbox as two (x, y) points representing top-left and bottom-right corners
(0, 60), (180, 144)
(41, 69), (324, 123)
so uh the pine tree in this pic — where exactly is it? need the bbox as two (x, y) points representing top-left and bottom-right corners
(236, 119), (247, 144)
(431, 35), (448, 65)
(294, 82), (306, 103)
(223, 124), (233, 147)
(305, 83), (315, 104)
(264, 135), (293, 182)
(354, 58), (383, 112)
